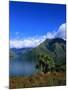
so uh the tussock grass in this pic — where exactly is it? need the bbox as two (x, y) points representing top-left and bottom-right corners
(9, 72), (66, 89)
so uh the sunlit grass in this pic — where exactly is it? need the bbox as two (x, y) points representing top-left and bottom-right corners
(9, 72), (66, 89)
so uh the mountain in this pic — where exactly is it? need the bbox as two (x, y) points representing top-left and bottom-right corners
(10, 38), (66, 71)
(10, 48), (32, 55)
(24, 38), (66, 72)
(35, 38), (66, 64)
(25, 38), (65, 61)
(10, 48), (32, 60)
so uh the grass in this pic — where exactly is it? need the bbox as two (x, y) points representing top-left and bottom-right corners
(9, 71), (66, 89)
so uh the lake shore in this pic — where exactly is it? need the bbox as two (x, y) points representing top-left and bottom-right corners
(9, 72), (66, 89)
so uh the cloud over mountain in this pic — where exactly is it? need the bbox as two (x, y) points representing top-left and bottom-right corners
(55, 23), (66, 40)
(10, 23), (66, 48)
(10, 36), (46, 48)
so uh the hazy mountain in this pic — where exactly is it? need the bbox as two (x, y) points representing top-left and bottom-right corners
(10, 48), (32, 60)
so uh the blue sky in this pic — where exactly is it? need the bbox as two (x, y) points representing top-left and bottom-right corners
(10, 1), (66, 48)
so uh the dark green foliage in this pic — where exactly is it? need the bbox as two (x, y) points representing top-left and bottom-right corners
(36, 54), (55, 73)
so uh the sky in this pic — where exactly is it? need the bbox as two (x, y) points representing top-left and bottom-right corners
(10, 1), (66, 48)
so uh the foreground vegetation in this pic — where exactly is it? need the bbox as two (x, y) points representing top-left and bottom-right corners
(9, 71), (66, 89)
(9, 38), (66, 89)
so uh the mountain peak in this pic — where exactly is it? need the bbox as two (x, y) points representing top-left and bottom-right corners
(44, 38), (66, 44)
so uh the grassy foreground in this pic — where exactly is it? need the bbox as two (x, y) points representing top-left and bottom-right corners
(9, 72), (66, 89)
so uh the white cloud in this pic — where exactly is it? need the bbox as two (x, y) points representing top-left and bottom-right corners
(10, 37), (45, 48)
(55, 23), (66, 40)
(10, 23), (66, 48)
(45, 23), (66, 40)
(45, 32), (55, 39)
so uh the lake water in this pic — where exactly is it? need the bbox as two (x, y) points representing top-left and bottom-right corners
(9, 59), (37, 76)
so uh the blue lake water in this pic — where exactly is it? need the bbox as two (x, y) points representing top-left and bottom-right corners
(9, 59), (37, 76)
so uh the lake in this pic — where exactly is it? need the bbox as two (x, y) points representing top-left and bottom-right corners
(9, 59), (37, 76)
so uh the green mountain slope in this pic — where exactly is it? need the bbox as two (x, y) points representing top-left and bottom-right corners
(26, 38), (66, 64)
(10, 38), (66, 72)
(25, 38), (66, 72)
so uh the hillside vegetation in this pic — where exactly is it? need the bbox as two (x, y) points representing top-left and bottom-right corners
(10, 38), (66, 88)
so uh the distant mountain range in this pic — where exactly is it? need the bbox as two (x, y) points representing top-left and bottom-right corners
(10, 47), (32, 55)
(10, 38), (66, 71)
(10, 47), (32, 59)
